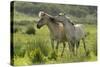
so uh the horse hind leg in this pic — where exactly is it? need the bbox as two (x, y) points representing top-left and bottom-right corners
(61, 42), (66, 56)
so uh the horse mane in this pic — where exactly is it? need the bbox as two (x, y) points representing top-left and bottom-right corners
(49, 17), (60, 25)
(49, 17), (55, 22)
(49, 14), (75, 26)
(39, 11), (45, 18)
(67, 19), (75, 25)
(38, 11), (74, 25)
(65, 16), (75, 25)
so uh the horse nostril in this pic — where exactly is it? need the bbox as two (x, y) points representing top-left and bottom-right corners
(37, 24), (41, 29)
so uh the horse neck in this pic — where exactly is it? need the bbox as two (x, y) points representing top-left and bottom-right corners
(63, 21), (75, 39)
(46, 22), (58, 35)
(44, 13), (57, 34)
(64, 21), (74, 31)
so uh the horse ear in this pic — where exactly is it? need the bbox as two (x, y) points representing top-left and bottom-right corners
(71, 22), (75, 25)
(49, 16), (63, 23)
(42, 13), (46, 16)
(49, 17), (55, 22)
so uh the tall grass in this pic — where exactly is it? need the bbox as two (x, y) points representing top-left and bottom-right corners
(12, 12), (97, 65)
(11, 10), (97, 66)
(13, 24), (97, 66)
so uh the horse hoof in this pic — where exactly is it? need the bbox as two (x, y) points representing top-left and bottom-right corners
(61, 53), (64, 57)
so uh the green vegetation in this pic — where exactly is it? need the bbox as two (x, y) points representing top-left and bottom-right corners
(11, 1), (97, 66)
(12, 24), (97, 66)
(13, 1), (97, 24)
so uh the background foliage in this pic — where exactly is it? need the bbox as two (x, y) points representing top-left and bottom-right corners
(13, 1), (97, 24)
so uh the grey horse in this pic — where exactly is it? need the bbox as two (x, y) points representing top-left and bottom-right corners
(53, 14), (88, 55)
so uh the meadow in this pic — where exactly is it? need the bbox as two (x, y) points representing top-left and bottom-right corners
(11, 2), (97, 66)
(12, 16), (97, 66)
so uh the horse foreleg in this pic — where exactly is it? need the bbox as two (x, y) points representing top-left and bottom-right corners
(68, 42), (72, 56)
(61, 42), (66, 56)
(68, 42), (75, 57)
(51, 39), (54, 51)
(56, 41), (60, 54)
(82, 38), (87, 55)
(70, 42), (75, 56)
(76, 41), (80, 56)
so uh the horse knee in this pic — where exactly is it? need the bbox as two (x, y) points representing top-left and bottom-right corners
(51, 39), (54, 49)
(56, 42), (59, 49)
(63, 42), (66, 47)
(70, 43), (75, 51)
(76, 41), (80, 48)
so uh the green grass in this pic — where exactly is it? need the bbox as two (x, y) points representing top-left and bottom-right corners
(12, 23), (97, 66)
(12, 12), (97, 65)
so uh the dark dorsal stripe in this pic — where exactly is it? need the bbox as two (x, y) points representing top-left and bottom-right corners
(49, 15), (75, 25)
(49, 17), (55, 22)
(49, 17), (59, 25)
(67, 19), (75, 25)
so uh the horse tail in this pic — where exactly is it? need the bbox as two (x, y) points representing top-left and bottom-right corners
(85, 32), (90, 37)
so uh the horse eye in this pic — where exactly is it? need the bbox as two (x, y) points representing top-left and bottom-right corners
(41, 18), (43, 20)
(42, 14), (45, 16)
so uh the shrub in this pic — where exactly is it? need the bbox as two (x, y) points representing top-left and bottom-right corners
(29, 48), (47, 64)
(14, 21), (33, 26)
(14, 43), (26, 57)
(48, 51), (58, 60)
(12, 26), (19, 33)
(13, 27), (18, 33)
(25, 25), (36, 34)
(27, 39), (51, 56)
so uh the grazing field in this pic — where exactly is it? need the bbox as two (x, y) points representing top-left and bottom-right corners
(11, 1), (97, 66)
(12, 20), (97, 66)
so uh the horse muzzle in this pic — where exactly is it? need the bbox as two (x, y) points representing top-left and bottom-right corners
(37, 24), (41, 29)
